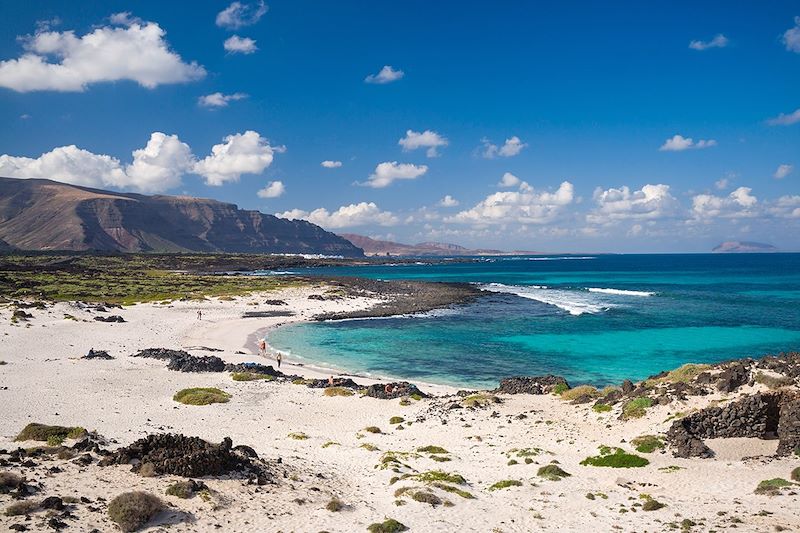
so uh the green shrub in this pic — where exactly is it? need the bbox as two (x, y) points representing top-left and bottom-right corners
(792, 467), (800, 482)
(411, 490), (442, 506)
(622, 397), (653, 419)
(580, 446), (649, 468)
(173, 388), (231, 405)
(288, 432), (309, 440)
(107, 491), (163, 532)
(537, 464), (571, 481)
(755, 478), (794, 495)
(560, 385), (599, 401)
(631, 435), (665, 453)
(410, 393), (423, 401)
(47, 434), (65, 446)
(592, 403), (612, 413)
(360, 443), (379, 452)
(5, 500), (40, 516)
(0, 472), (24, 492)
(461, 393), (499, 408)
(15, 423), (86, 442)
(642, 497), (666, 511)
(367, 518), (408, 532)
(649, 363), (711, 385)
(389, 416), (405, 424)
(231, 372), (274, 381)
(165, 481), (199, 499)
(552, 383), (569, 395)
(364, 426), (382, 434)
(431, 482), (475, 499)
(488, 479), (523, 491)
(324, 387), (354, 397)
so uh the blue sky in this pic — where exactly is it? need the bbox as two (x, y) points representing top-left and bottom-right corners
(0, 1), (798, 252)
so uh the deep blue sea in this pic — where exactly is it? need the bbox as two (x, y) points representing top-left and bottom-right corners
(266, 254), (800, 388)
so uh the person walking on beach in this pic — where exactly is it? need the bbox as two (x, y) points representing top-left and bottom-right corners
(258, 338), (267, 357)
(276, 352), (282, 369)
(197, 310), (202, 320)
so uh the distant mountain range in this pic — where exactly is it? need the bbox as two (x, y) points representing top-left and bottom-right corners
(712, 241), (778, 253)
(0, 177), (363, 256)
(339, 233), (536, 256)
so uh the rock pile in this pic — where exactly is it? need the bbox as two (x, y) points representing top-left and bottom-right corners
(305, 377), (360, 389)
(99, 434), (273, 484)
(93, 315), (125, 323)
(494, 375), (569, 395)
(81, 349), (114, 360)
(364, 382), (427, 400)
(666, 391), (800, 457)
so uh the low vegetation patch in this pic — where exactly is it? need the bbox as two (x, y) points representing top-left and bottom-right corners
(537, 464), (571, 481)
(0, 472), (24, 493)
(231, 372), (274, 381)
(791, 467), (800, 482)
(431, 482), (475, 499)
(5, 500), (40, 516)
(367, 518), (408, 533)
(361, 443), (379, 452)
(631, 435), (665, 453)
(592, 403), (612, 413)
(641, 495), (666, 511)
(622, 397), (653, 419)
(107, 491), (164, 532)
(15, 423), (86, 442)
(323, 387), (354, 397)
(389, 416), (405, 424)
(288, 432), (309, 440)
(552, 383), (569, 395)
(364, 426), (382, 434)
(755, 478), (794, 495)
(326, 497), (346, 512)
(165, 480), (206, 499)
(648, 363), (711, 385)
(412, 470), (466, 485)
(322, 441), (339, 448)
(580, 446), (649, 468)
(173, 387), (231, 405)
(461, 393), (498, 408)
(560, 385), (599, 401)
(754, 372), (794, 390)
(417, 445), (448, 454)
(488, 479), (523, 491)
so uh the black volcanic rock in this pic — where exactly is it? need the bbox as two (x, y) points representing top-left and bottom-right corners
(494, 375), (569, 395)
(0, 177), (363, 256)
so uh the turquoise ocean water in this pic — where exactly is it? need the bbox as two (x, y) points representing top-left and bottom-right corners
(266, 254), (800, 388)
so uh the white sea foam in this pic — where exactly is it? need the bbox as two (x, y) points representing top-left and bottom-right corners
(526, 256), (596, 261)
(479, 283), (608, 315)
(587, 287), (655, 297)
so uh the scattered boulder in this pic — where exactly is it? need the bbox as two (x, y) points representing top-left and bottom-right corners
(264, 299), (288, 306)
(308, 294), (326, 301)
(305, 377), (360, 389)
(93, 315), (125, 323)
(82, 349), (113, 360)
(99, 434), (272, 484)
(716, 362), (749, 393)
(364, 382), (427, 400)
(167, 354), (226, 373)
(494, 375), (569, 395)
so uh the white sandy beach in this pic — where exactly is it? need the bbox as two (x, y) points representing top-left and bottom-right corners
(1, 286), (798, 532)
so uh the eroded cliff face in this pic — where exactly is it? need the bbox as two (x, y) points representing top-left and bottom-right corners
(0, 177), (363, 256)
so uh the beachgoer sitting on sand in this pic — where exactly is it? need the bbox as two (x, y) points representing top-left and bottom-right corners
(384, 383), (394, 395)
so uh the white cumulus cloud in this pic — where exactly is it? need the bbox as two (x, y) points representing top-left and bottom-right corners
(446, 181), (574, 225)
(216, 1), (267, 29)
(692, 187), (758, 219)
(360, 161), (428, 188)
(276, 202), (398, 228)
(497, 172), (521, 188)
(364, 65), (404, 84)
(438, 195), (459, 207)
(659, 134), (717, 151)
(198, 92), (247, 108)
(257, 180), (285, 198)
(398, 129), (448, 158)
(766, 108), (800, 126)
(689, 34), (729, 50)
(224, 35), (257, 54)
(481, 136), (527, 158)
(320, 160), (342, 168)
(783, 16), (800, 53)
(123, 132), (194, 192)
(769, 195), (800, 219)
(587, 184), (678, 224)
(774, 164), (793, 179)
(0, 15), (205, 92)
(193, 130), (284, 186)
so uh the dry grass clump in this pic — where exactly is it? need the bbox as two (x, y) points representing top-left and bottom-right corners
(4, 499), (40, 516)
(367, 518), (408, 532)
(648, 363), (711, 385)
(107, 491), (164, 532)
(754, 372), (794, 390)
(621, 397), (653, 419)
(488, 479), (523, 491)
(537, 464), (571, 481)
(417, 445), (448, 454)
(323, 387), (354, 397)
(461, 393), (499, 408)
(560, 385), (600, 401)
(173, 387), (231, 405)
(326, 497), (346, 511)
(631, 435), (665, 453)
(364, 426), (382, 434)
(389, 416), (405, 424)
(288, 432), (309, 440)
(14, 423), (87, 442)
(0, 472), (24, 493)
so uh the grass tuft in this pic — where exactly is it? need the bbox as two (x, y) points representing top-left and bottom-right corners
(537, 464), (571, 481)
(580, 446), (649, 468)
(592, 403), (612, 413)
(288, 432), (309, 440)
(324, 387), (354, 397)
(488, 479), (523, 491)
(754, 478), (794, 495)
(461, 393), (498, 408)
(5, 500), (40, 516)
(631, 435), (665, 453)
(417, 445), (448, 454)
(326, 497), (345, 512)
(173, 387), (231, 405)
(364, 426), (382, 434)
(231, 372), (274, 381)
(560, 385), (599, 401)
(15, 423), (86, 442)
(412, 470), (466, 485)
(389, 416), (405, 424)
(367, 518), (408, 533)
(107, 491), (164, 532)
(622, 397), (653, 419)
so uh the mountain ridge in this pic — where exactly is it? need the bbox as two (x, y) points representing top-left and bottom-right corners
(0, 177), (363, 256)
(339, 233), (537, 256)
